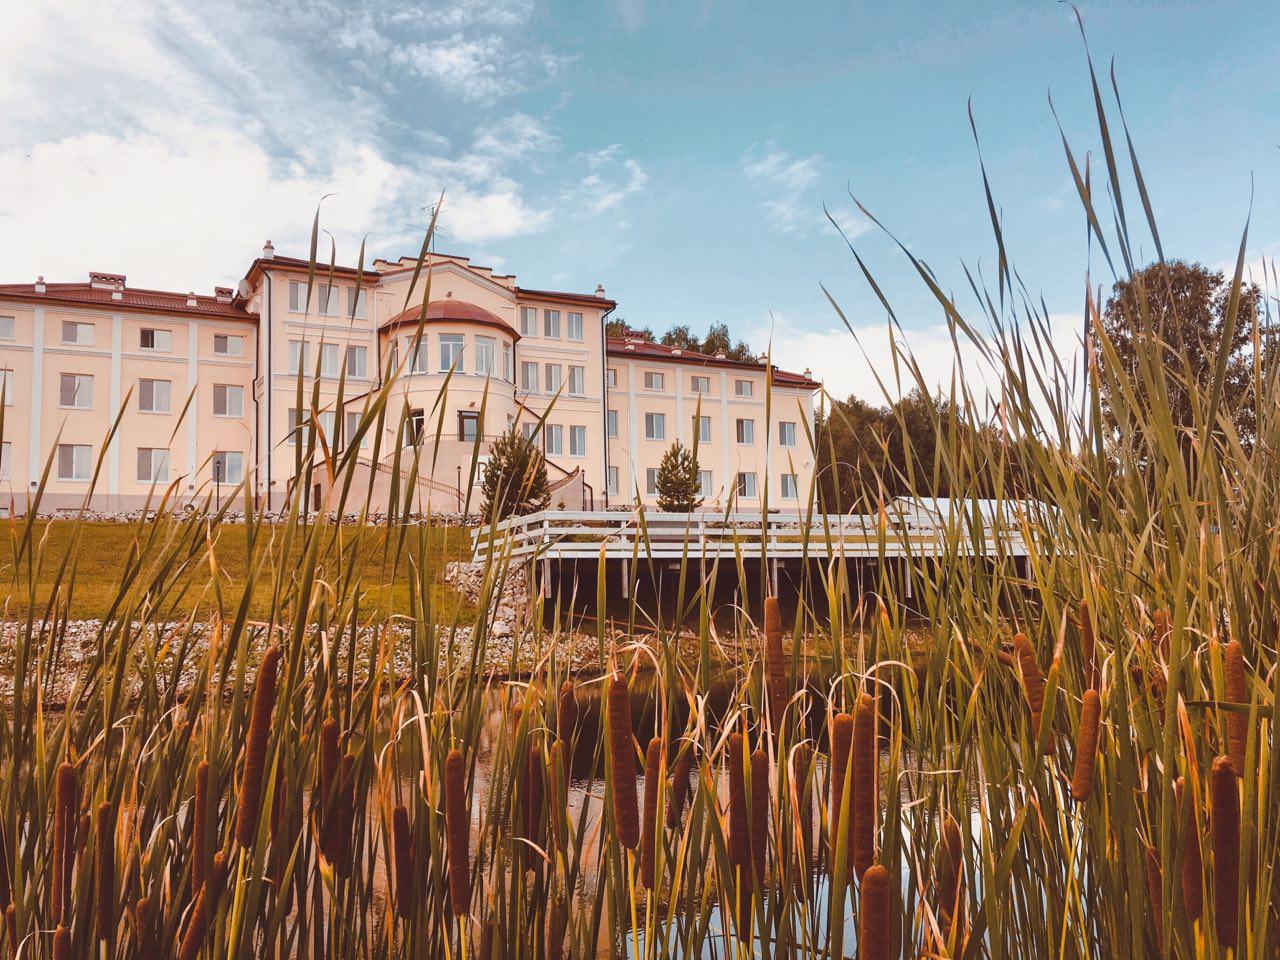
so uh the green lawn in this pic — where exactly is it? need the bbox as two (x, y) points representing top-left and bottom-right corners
(1, 520), (474, 622)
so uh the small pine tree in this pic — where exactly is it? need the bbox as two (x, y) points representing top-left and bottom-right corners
(655, 441), (703, 512)
(480, 426), (550, 520)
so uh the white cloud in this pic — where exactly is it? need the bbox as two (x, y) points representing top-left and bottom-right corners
(568, 159), (650, 216)
(742, 144), (823, 234)
(392, 34), (526, 103)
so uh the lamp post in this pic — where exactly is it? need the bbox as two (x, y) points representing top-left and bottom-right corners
(214, 460), (222, 510)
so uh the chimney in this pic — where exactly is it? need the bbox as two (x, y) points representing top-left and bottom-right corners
(595, 284), (606, 299)
(34, 275), (45, 293)
(89, 271), (126, 290)
(715, 351), (727, 360)
(803, 367), (812, 378)
(214, 286), (233, 303)
(186, 292), (198, 307)
(262, 240), (275, 260)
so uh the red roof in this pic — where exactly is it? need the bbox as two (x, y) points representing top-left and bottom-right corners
(605, 336), (820, 388)
(0, 282), (252, 320)
(383, 299), (518, 338)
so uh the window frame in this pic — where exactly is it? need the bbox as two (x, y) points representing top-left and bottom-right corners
(213, 334), (244, 357)
(61, 321), (94, 346)
(778, 421), (797, 447)
(567, 312), (584, 341)
(139, 328), (172, 352)
(544, 423), (564, 456)
(568, 365), (586, 396)
(345, 345), (368, 379)
(543, 310), (561, 338)
(438, 333), (464, 373)
(736, 471), (758, 499)
(644, 412), (666, 440)
(458, 410), (482, 443)
(136, 447), (170, 483)
(211, 451), (243, 485)
(569, 424), (587, 457)
(57, 443), (92, 481)
(138, 378), (172, 414)
(736, 418), (755, 445)
(59, 373), (93, 409)
(474, 336), (496, 376)
(606, 409), (618, 439)
(643, 371), (665, 391)
(691, 375), (711, 394)
(734, 379), (754, 398)
(520, 306), (539, 337)
(520, 361), (540, 392)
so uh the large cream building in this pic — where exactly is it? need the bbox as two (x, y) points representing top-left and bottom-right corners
(0, 244), (819, 516)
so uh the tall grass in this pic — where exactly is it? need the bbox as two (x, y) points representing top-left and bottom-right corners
(1, 30), (1278, 959)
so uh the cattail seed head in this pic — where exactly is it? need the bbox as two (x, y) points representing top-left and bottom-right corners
(444, 748), (471, 916)
(829, 712), (854, 878)
(392, 804), (414, 920)
(607, 675), (640, 850)
(330, 753), (357, 877)
(94, 802), (115, 941)
(1223, 640), (1248, 775)
(640, 737), (663, 890)
(1145, 844), (1163, 956)
(134, 897), (151, 958)
(545, 897), (566, 960)
(750, 748), (769, 885)
(936, 814), (964, 932)
(764, 597), (787, 728)
(1211, 755), (1240, 948)
(523, 745), (545, 847)
(52, 926), (70, 960)
(858, 863), (891, 960)
(1013, 633), (1051, 755)
(236, 644), (281, 849)
(319, 718), (340, 805)
(668, 740), (694, 828)
(557, 681), (578, 742)
(192, 760), (209, 894)
(1070, 689), (1102, 802)
(177, 853), (227, 960)
(791, 743), (814, 898)
(852, 694), (877, 880)
(548, 740), (567, 852)
(1078, 599), (1097, 690)
(52, 761), (77, 924)
(1176, 776), (1202, 921)
(726, 734), (751, 881)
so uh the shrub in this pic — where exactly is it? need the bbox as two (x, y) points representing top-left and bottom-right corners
(655, 440), (703, 512)
(480, 426), (550, 520)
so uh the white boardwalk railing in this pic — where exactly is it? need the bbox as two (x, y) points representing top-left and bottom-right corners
(470, 506), (1039, 563)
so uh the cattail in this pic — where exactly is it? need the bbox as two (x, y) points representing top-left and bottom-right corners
(557, 681), (578, 742)
(668, 740), (694, 828)
(545, 897), (566, 960)
(177, 853), (227, 960)
(640, 737), (663, 890)
(3, 903), (14, 960)
(1070, 689), (1102, 801)
(52, 761), (77, 924)
(607, 675), (640, 850)
(1078, 599), (1097, 690)
(764, 596), (787, 728)
(318, 718), (340, 859)
(1211, 755), (1239, 949)
(134, 897), (152, 960)
(236, 644), (281, 848)
(1176, 776), (1202, 921)
(1223, 639), (1248, 775)
(852, 693), (877, 880)
(1145, 844), (1163, 955)
(76, 812), (91, 860)
(1013, 633), (1051, 755)
(444, 748), (471, 916)
(524, 745), (545, 846)
(726, 734), (752, 929)
(829, 712), (854, 879)
(192, 760), (209, 894)
(478, 919), (495, 960)
(750, 749), (769, 886)
(936, 814), (964, 935)
(330, 753), (357, 877)
(392, 804), (414, 920)
(52, 926), (70, 960)
(792, 743), (814, 897)
(858, 863), (891, 960)
(548, 740), (567, 852)
(95, 802), (115, 941)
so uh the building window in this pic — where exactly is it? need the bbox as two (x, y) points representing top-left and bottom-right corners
(736, 418), (755, 445)
(502, 343), (513, 382)
(0, 370), (15, 406)
(0, 442), (10, 481)
(140, 328), (172, 351)
(735, 379), (754, 398)
(520, 306), (538, 336)
(475, 336), (496, 375)
(408, 336), (429, 374)
(521, 422), (539, 443)
(320, 342), (341, 378)
(57, 444), (92, 481)
(213, 384), (244, 418)
(214, 334), (244, 357)
(343, 410), (366, 448)
(288, 281), (307, 312)
(569, 425), (586, 457)
(137, 448), (169, 483)
(606, 409), (618, 439)
(544, 424), (563, 456)
(698, 470), (713, 499)
(286, 409), (308, 447)
(59, 373), (93, 409)
(138, 378), (171, 414)
(211, 451), (243, 484)
(696, 416), (712, 444)
(645, 412), (666, 440)
(543, 310), (561, 338)
(544, 364), (563, 393)
(691, 375), (710, 394)
(779, 421), (797, 447)
(781, 473), (799, 500)
(736, 471), (757, 499)
(606, 367), (618, 388)
(644, 371), (664, 390)
(317, 284), (340, 316)
(0, 317), (14, 340)
(458, 410), (481, 442)
(606, 465), (619, 495)
(645, 468), (659, 496)
(345, 345), (368, 378)
(346, 287), (368, 320)
(287, 340), (308, 374)
(568, 365), (586, 395)
(567, 312), (584, 340)
(403, 409), (425, 446)
(61, 321), (94, 345)
(439, 334), (464, 372)
(521, 361), (539, 392)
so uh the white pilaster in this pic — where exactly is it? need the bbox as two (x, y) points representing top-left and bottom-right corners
(674, 364), (684, 444)
(626, 360), (638, 495)
(187, 321), (199, 481)
(719, 370), (731, 499)
(29, 308), (43, 484)
(108, 313), (122, 496)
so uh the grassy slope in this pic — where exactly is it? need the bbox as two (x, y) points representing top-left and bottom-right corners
(1, 520), (473, 621)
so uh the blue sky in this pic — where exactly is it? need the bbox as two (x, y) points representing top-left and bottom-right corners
(2, 0), (1277, 399)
